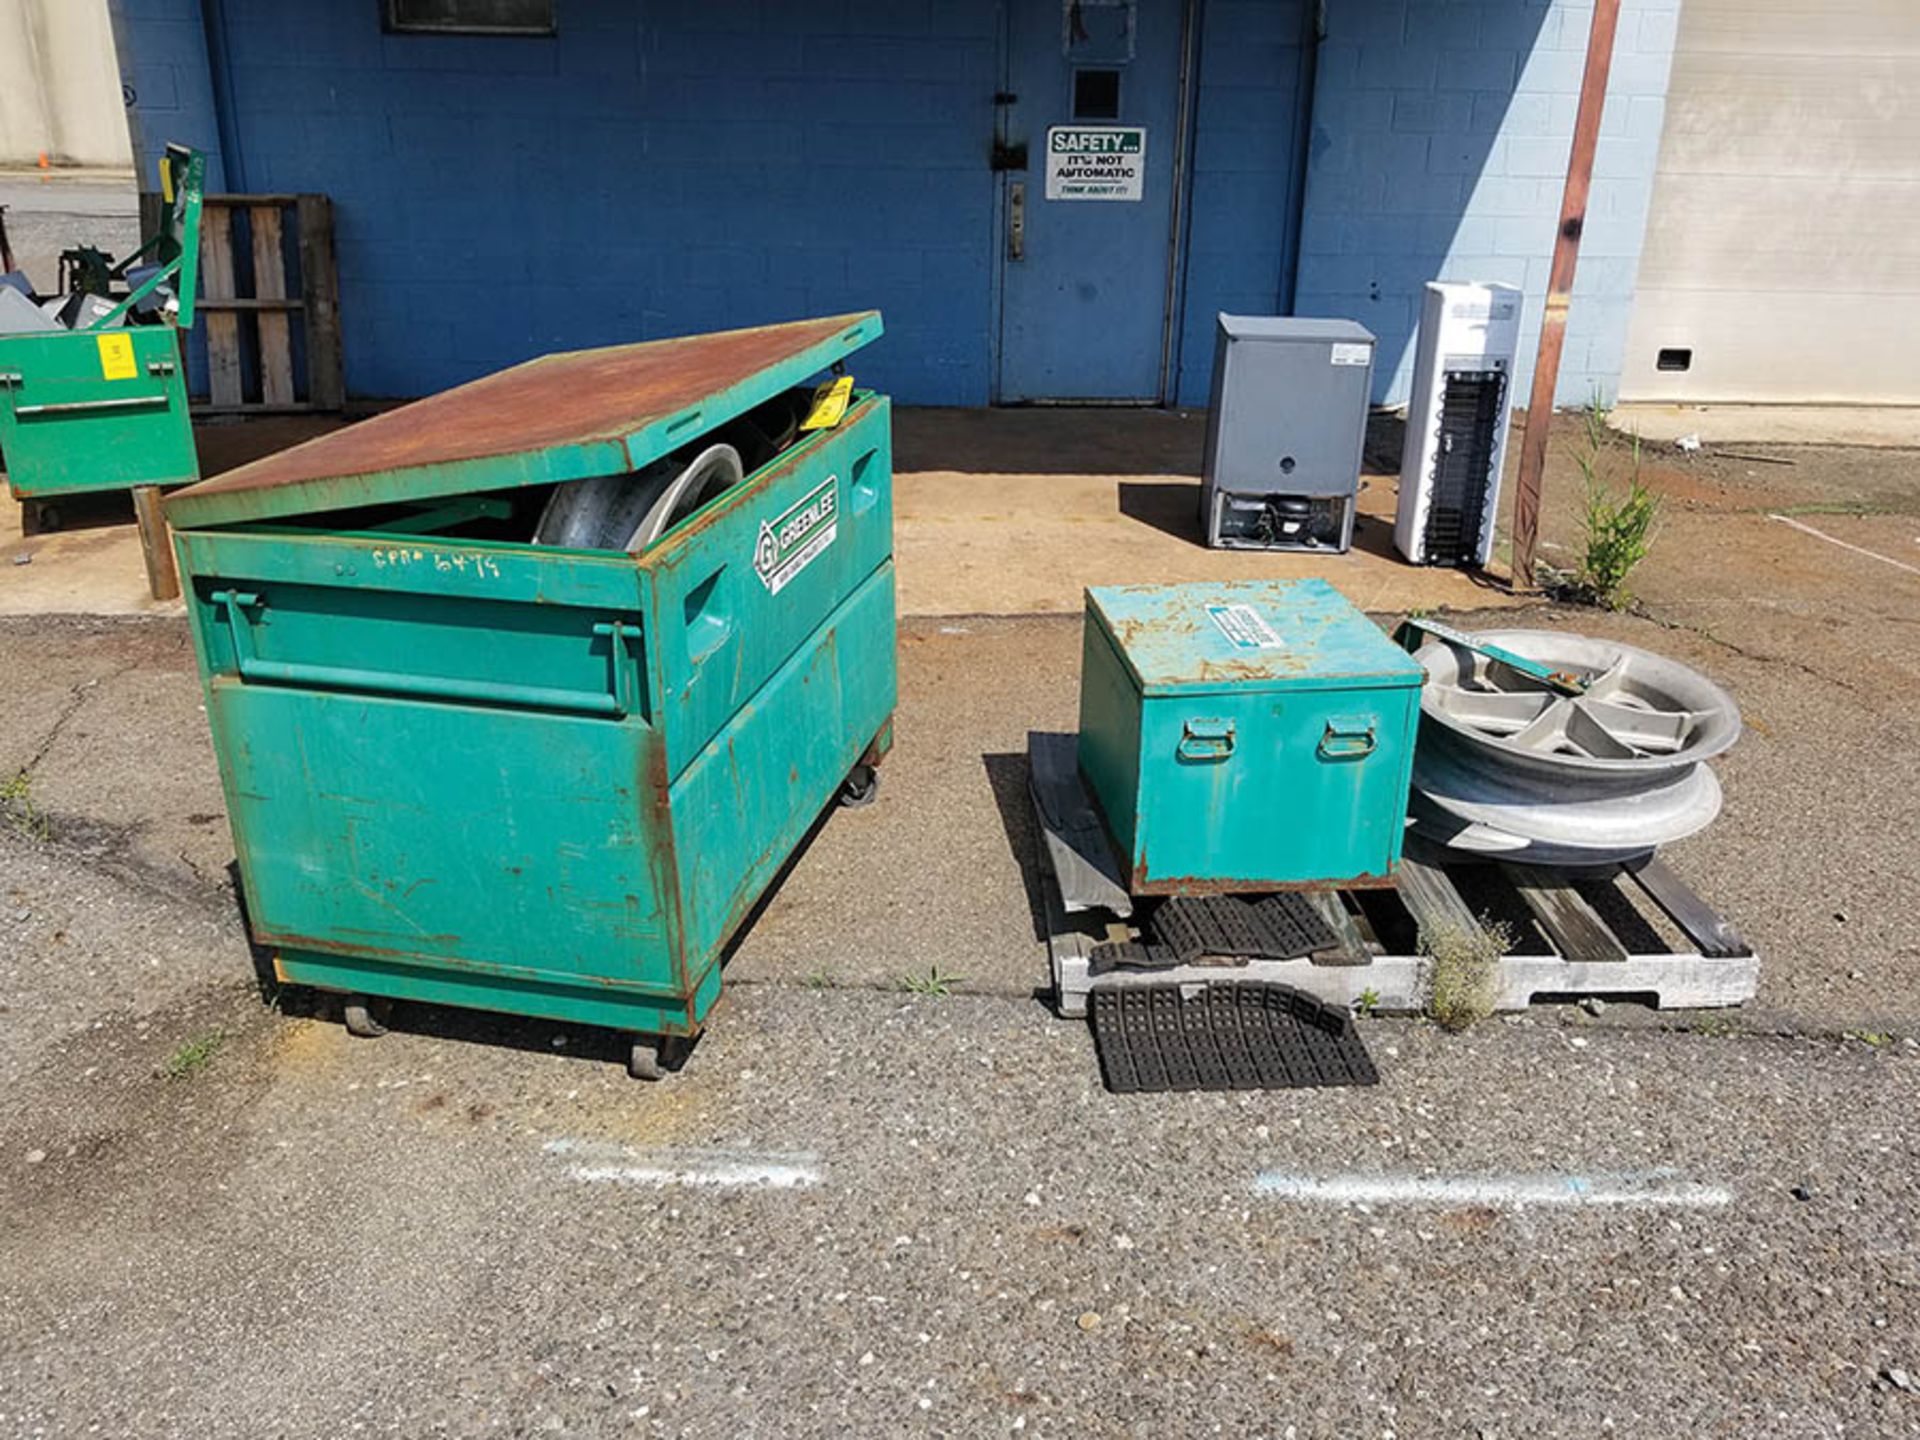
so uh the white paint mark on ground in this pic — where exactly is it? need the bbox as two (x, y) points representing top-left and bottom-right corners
(1769, 513), (1920, 579)
(1254, 1169), (1731, 1210)
(545, 1139), (822, 1189)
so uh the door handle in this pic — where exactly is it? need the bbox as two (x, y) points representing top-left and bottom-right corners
(1008, 181), (1026, 261)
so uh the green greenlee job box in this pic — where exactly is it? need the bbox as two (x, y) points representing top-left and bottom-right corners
(1076, 578), (1424, 893)
(164, 313), (895, 1066)
(0, 144), (204, 523)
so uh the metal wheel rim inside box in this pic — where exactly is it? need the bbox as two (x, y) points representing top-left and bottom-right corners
(165, 312), (896, 1058)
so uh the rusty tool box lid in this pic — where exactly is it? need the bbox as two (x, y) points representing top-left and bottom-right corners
(1087, 579), (1425, 697)
(165, 311), (882, 530)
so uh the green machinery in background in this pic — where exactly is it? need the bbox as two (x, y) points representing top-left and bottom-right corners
(164, 313), (895, 1079)
(0, 144), (204, 533)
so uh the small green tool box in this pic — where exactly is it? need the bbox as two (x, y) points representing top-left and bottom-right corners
(0, 145), (203, 525)
(1076, 578), (1423, 894)
(165, 313), (894, 1077)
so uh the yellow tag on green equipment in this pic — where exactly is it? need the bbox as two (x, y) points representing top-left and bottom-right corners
(97, 333), (138, 381)
(799, 374), (853, 432)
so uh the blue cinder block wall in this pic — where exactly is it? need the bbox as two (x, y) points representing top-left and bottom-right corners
(1172, 1), (1312, 406)
(1294, 0), (1678, 408)
(115, 0), (1673, 409)
(125, 0), (1005, 403)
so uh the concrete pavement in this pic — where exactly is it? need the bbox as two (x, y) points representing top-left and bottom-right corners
(2, 407), (1919, 1434)
(0, 169), (139, 297)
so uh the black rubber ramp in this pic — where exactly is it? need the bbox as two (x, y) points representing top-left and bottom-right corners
(1090, 981), (1379, 1094)
(1148, 893), (1339, 962)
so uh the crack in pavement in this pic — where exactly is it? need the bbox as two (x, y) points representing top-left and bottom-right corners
(1627, 599), (1888, 709)
(19, 660), (141, 776)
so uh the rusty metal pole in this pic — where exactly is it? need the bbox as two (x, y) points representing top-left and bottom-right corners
(1509, 0), (1624, 590)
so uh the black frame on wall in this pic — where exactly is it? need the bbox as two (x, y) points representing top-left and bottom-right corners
(383, 0), (556, 36)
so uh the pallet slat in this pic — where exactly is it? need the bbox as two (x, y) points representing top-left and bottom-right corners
(199, 207), (243, 408)
(195, 298), (305, 312)
(1027, 731), (1132, 917)
(1304, 891), (1373, 967)
(250, 204), (295, 406)
(1501, 862), (1629, 964)
(1393, 853), (1486, 943)
(298, 194), (345, 411)
(1624, 856), (1751, 958)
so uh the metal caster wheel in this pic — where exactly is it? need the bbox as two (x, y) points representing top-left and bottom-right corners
(837, 762), (879, 808)
(22, 502), (61, 537)
(342, 996), (388, 1039)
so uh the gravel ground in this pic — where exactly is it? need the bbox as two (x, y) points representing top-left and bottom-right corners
(2, 434), (1918, 1435)
(1, 968), (1916, 1437)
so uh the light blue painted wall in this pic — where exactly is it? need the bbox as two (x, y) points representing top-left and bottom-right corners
(1294, 0), (1679, 408)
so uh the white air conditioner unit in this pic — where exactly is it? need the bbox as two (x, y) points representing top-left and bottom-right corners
(1395, 281), (1522, 567)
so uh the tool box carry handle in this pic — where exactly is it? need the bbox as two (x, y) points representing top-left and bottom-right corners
(1176, 717), (1236, 762)
(1319, 715), (1378, 760)
(210, 590), (641, 717)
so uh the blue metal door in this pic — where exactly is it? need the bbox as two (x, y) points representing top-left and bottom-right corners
(996, 1), (1186, 402)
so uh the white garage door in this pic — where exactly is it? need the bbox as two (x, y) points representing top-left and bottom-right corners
(1620, 0), (1920, 403)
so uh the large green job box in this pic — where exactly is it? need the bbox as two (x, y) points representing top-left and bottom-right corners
(1076, 578), (1423, 893)
(165, 313), (895, 1059)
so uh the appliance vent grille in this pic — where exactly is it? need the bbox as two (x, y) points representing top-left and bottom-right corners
(1421, 368), (1506, 566)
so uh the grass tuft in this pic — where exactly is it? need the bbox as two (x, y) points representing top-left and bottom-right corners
(898, 966), (964, 997)
(163, 1031), (226, 1080)
(1, 770), (51, 842)
(1420, 917), (1513, 1033)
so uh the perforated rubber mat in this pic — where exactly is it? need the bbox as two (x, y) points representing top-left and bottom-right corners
(1086, 941), (1182, 974)
(1148, 893), (1338, 962)
(1090, 981), (1378, 1093)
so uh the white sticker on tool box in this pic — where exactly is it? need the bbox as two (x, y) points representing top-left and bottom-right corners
(1329, 342), (1372, 367)
(1206, 602), (1284, 650)
(754, 475), (838, 594)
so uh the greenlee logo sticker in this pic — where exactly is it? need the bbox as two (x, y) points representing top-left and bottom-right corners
(754, 476), (838, 594)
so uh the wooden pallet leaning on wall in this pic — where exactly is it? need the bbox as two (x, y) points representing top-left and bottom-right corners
(145, 191), (344, 414)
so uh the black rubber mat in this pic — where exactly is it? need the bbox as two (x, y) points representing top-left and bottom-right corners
(1250, 893), (1341, 959)
(1086, 941), (1182, 975)
(1090, 981), (1378, 1093)
(1148, 893), (1338, 962)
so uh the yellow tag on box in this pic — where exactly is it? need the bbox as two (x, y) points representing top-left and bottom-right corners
(97, 332), (138, 381)
(799, 374), (853, 432)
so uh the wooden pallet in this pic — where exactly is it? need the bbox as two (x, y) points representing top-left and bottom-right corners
(1027, 731), (1760, 1019)
(145, 190), (344, 414)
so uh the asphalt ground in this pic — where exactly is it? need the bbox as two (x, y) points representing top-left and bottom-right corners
(3, 424), (1918, 1435)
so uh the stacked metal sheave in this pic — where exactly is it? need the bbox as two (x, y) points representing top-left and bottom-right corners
(1407, 629), (1742, 866)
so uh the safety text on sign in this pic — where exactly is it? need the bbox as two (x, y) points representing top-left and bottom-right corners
(1044, 126), (1146, 202)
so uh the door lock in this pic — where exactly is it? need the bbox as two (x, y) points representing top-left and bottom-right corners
(1008, 181), (1026, 261)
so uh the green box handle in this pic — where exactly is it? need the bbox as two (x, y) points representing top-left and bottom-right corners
(1319, 714), (1378, 760)
(1177, 716), (1236, 762)
(210, 589), (639, 717)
